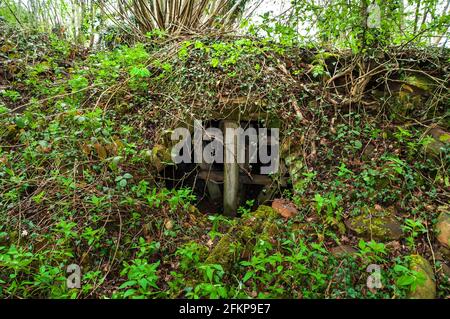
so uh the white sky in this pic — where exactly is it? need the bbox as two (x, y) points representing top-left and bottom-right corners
(245, 0), (291, 21)
(244, 0), (449, 45)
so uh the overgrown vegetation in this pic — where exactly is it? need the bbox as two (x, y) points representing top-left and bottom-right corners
(0, 0), (449, 299)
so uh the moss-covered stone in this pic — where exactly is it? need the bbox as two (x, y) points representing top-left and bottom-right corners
(408, 255), (436, 299)
(423, 127), (450, 159)
(387, 75), (435, 120)
(403, 75), (436, 92)
(252, 205), (278, 220)
(438, 246), (450, 261)
(330, 245), (357, 258)
(204, 205), (278, 269)
(204, 233), (236, 266)
(345, 207), (402, 241)
(436, 212), (450, 249)
(389, 89), (421, 119)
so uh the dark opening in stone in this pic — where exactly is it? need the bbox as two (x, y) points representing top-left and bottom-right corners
(162, 119), (288, 215)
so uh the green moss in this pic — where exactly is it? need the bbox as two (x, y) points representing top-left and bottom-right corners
(389, 88), (421, 119)
(346, 208), (402, 241)
(408, 255), (436, 299)
(204, 205), (278, 269)
(438, 133), (450, 143)
(252, 205), (278, 220)
(403, 75), (435, 92)
(204, 233), (235, 266)
(350, 216), (386, 236)
(240, 225), (255, 241)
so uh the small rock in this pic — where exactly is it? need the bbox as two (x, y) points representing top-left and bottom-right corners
(362, 144), (376, 161)
(436, 212), (450, 249)
(272, 198), (298, 219)
(330, 245), (357, 258)
(345, 207), (402, 241)
(164, 219), (173, 230)
(206, 239), (214, 247)
(407, 255), (436, 299)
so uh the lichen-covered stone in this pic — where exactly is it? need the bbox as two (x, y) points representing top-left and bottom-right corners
(345, 207), (402, 241)
(436, 212), (450, 249)
(330, 245), (357, 258)
(408, 255), (436, 299)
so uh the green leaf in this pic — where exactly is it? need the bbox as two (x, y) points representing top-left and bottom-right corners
(119, 280), (136, 289)
(242, 272), (253, 283)
(130, 66), (151, 78)
(354, 140), (363, 149)
(397, 275), (415, 286)
(123, 289), (136, 298)
(206, 267), (214, 282)
(138, 278), (148, 290)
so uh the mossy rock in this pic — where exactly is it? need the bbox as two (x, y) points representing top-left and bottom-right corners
(408, 255), (436, 299)
(204, 228), (253, 269)
(345, 208), (402, 241)
(438, 246), (450, 261)
(423, 127), (450, 159)
(403, 75), (436, 92)
(387, 75), (435, 120)
(204, 205), (277, 269)
(330, 245), (357, 258)
(204, 233), (237, 267)
(436, 212), (450, 249)
(251, 205), (278, 220)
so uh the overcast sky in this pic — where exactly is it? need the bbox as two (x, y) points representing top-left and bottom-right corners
(246, 0), (291, 20)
